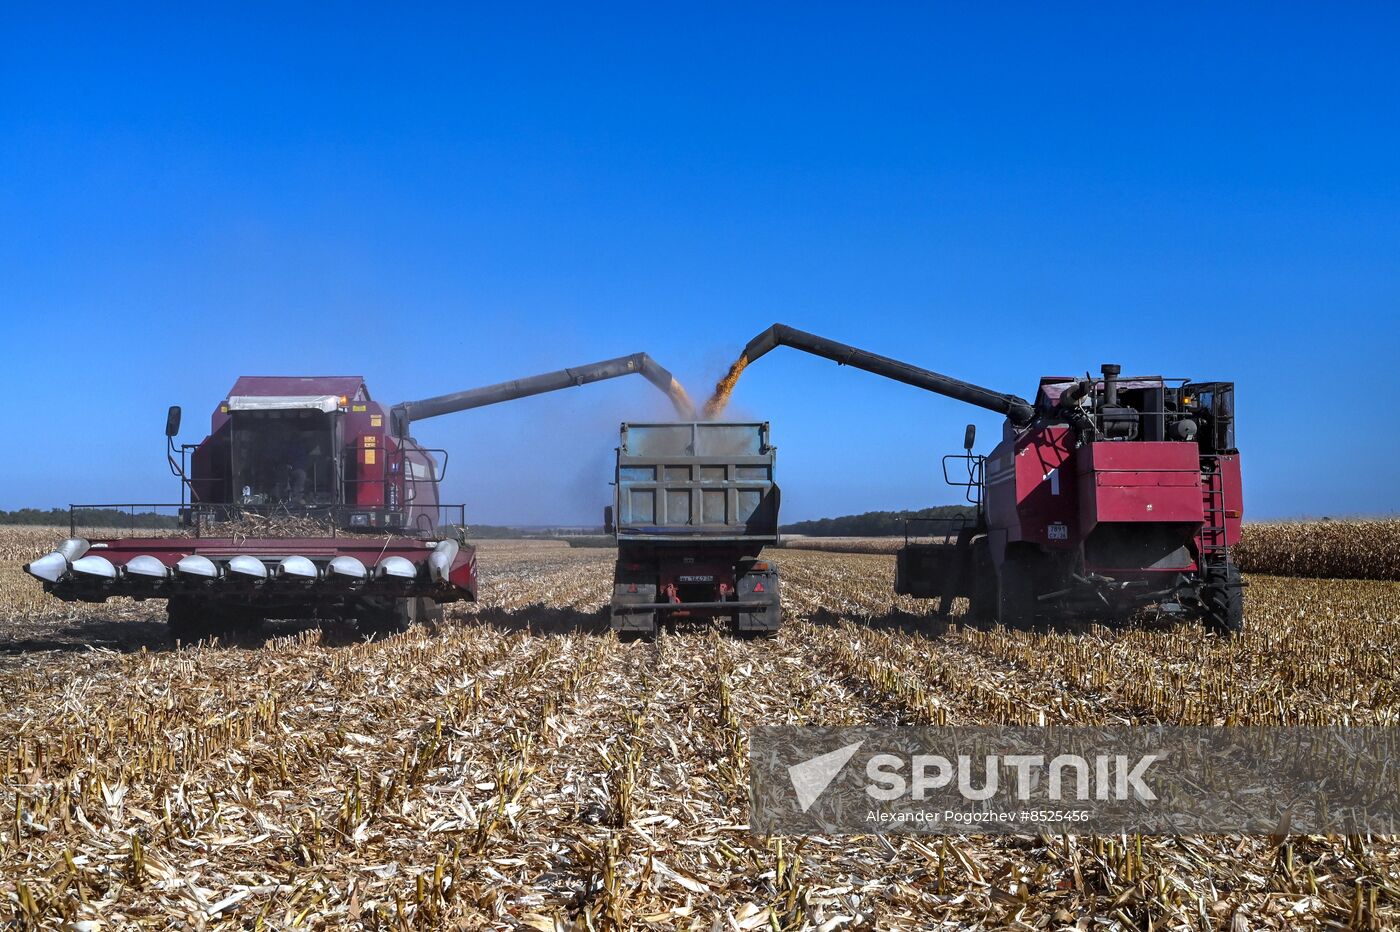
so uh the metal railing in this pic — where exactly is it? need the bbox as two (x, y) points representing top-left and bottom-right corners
(903, 515), (976, 546)
(68, 503), (467, 539)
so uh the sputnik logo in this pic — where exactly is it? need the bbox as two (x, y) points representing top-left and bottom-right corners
(788, 740), (864, 812)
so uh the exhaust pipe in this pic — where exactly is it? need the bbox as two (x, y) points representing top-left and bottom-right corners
(1102, 363), (1121, 408)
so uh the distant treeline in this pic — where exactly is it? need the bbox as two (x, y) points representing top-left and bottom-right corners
(0, 507), (180, 528)
(467, 524), (533, 539)
(468, 525), (608, 539)
(782, 505), (975, 537)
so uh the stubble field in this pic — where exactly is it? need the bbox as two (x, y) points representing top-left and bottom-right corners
(3, 528), (1400, 929)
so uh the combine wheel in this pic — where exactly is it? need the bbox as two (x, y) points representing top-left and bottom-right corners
(996, 550), (1038, 630)
(354, 596), (425, 636)
(166, 597), (259, 644)
(413, 597), (444, 627)
(1202, 561), (1244, 636)
(965, 538), (998, 627)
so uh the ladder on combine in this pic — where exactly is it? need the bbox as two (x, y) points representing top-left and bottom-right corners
(1198, 455), (1229, 567)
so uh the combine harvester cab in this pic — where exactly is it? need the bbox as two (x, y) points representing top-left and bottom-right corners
(737, 325), (1245, 634)
(25, 376), (478, 641)
(609, 421), (782, 640)
(27, 356), (695, 642)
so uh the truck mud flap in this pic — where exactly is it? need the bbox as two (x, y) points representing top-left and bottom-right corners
(735, 566), (782, 635)
(611, 578), (658, 639)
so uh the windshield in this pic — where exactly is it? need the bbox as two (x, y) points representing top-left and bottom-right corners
(229, 410), (338, 506)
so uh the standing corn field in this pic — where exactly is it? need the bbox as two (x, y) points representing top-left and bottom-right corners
(785, 519), (1400, 582)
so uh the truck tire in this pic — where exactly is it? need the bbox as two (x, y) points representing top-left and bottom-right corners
(1202, 561), (1244, 636)
(997, 551), (1037, 629)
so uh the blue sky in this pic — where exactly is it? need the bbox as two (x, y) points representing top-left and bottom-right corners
(2, 4), (1397, 524)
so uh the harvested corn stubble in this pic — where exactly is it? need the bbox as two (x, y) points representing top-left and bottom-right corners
(2, 530), (1400, 928)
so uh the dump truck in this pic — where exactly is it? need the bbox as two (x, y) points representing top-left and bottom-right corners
(608, 421), (782, 639)
(26, 355), (693, 641)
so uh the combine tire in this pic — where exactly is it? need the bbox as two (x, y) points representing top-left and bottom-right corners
(1202, 561), (1244, 636)
(965, 538), (997, 626)
(166, 597), (260, 644)
(997, 551), (1037, 629)
(355, 597), (436, 636)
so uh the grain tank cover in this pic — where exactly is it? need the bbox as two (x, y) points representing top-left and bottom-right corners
(227, 376), (369, 401)
(227, 395), (343, 413)
(615, 422), (779, 542)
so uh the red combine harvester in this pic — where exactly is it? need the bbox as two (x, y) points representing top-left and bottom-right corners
(740, 325), (1244, 633)
(25, 356), (692, 640)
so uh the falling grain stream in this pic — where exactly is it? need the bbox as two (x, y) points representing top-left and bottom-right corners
(702, 353), (750, 420)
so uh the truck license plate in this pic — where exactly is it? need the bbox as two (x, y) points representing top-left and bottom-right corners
(678, 575), (714, 583)
(1047, 523), (1068, 541)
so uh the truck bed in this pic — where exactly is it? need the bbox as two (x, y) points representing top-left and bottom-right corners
(613, 422), (779, 544)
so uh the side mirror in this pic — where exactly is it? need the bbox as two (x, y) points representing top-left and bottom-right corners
(603, 505), (615, 535)
(962, 423), (976, 451)
(165, 405), (182, 438)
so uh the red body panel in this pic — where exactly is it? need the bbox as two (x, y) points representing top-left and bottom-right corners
(1219, 453), (1244, 546)
(1076, 442), (1203, 532)
(983, 429), (1239, 582)
(986, 425), (1078, 549)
